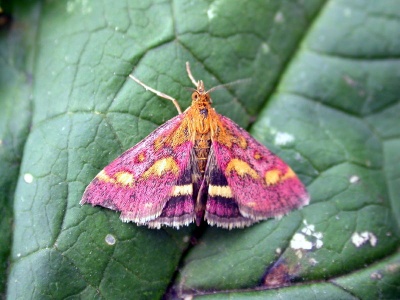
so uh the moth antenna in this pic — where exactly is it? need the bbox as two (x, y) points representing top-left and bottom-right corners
(207, 78), (251, 94)
(129, 74), (182, 114)
(186, 62), (198, 87)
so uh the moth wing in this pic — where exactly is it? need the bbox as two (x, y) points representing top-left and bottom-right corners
(205, 115), (309, 228)
(81, 114), (196, 228)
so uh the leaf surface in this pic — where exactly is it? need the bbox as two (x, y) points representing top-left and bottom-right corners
(1, 0), (399, 299)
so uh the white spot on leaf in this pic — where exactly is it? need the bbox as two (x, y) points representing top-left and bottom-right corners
(274, 132), (294, 146)
(24, 173), (34, 183)
(207, 4), (217, 20)
(290, 220), (323, 251)
(261, 42), (270, 54)
(291, 233), (313, 250)
(105, 234), (116, 245)
(351, 231), (378, 247)
(370, 272), (382, 280)
(349, 175), (360, 184)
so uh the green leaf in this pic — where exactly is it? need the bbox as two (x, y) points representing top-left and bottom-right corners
(1, 0), (399, 299)
(0, 1), (34, 295)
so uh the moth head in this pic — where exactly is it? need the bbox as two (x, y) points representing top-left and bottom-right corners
(191, 80), (212, 104)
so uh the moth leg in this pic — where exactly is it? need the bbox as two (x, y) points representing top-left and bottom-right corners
(129, 74), (182, 114)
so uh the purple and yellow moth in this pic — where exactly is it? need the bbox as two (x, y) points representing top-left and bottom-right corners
(81, 63), (309, 229)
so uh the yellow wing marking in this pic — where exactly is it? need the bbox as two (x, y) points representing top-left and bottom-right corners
(264, 169), (281, 186)
(208, 185), (233, 198)
(171, 184), (193, 196)
(115, 172), (135, 186)
(143, 157), (179, 178)
(253, 151), (262, 160)
(265, 167), (296, 186)
(137, 152), (146, 162)
(225, 159), (259, 179)
(96, 170), (114, 183)
(96, 170), (135, 187)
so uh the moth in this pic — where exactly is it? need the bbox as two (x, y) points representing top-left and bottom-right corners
(81, 63), (309, 229)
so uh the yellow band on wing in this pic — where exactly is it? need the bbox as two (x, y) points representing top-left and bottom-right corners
(208, 185), (233, 198)
(171, 184), (193, 196)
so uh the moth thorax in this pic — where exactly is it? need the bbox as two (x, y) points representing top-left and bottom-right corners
(194, 132), (211, 175)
